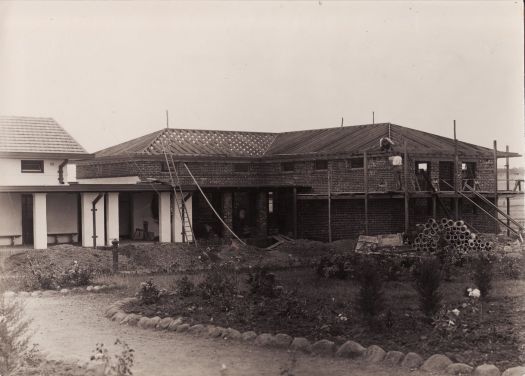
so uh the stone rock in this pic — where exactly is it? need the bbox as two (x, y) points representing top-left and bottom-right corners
(30, 291), (41, 297)
(241, 331), (257, 342)
(336, 340), (366, 359)
(273, 333), (293, 348)
(60, 288), (69, 294)
(86, 286), (94, 291)
(446, 363), (474, 375)
(120, 314), (141, 326)
(105, 306), (120, 318)
(501, 366), (525, 376)
(157, 317), (173, 330)
(42, 290), (58, 296)
(255, 333), (275, 347)
(290, 337), (311, 353)
(176, 323), (190, 333)
(312, 339), (336, 356)
(145, 316), (161, 329)
(383, 351), (405, 366)
(401, 352), (424, 369)
(365, 345), (386, 363)
(111, 312), (127, 323)
(422, 354), (454, 372)
(208, 326), (224, 338)
(189, 324), (207, 335)
(223, 328), (241, 340)
(473, 364), (501, 376)
(167, 318), (184, 331)
(18, 291), (30, 297)
(137, 317), (150, 329)
(93, 286), (102, 292)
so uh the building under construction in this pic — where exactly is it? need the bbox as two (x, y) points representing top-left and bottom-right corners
(75, 122), (524, 244)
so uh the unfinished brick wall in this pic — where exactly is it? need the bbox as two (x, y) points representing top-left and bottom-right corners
(297, 198), (405, 242)
(77, 154), (496, 194)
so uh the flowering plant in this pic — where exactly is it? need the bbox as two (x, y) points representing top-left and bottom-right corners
(433, 287), (482, 338)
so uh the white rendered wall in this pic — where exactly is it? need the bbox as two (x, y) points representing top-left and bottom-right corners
(32, 193), (47, 249)
(46, 193), (78, 244)
(105, 192), (119, 246)
(81, 193), (105, 248)
(158, 192), (171, 242)
(77, 176), (141, 184)
(0, 193), (22, 246)
(0, 158), (69, 186)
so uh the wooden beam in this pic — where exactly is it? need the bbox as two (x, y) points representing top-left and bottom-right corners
(506, 145), (510, 236)
(292, 187), (297, 239)
(453, 120), (459, 219)
(364, 151), (369, 235)
(493, 140), (499, 233)
(404, 141), (409, 233)
(328, 165), (332, 242)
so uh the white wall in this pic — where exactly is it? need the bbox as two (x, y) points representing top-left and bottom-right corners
(77, 176), (141, 184)
(0, 193), (22, 245)
(46, 193), (78, 244)
(0, 158), (69, 186)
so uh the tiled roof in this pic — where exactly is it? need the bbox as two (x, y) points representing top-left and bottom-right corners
(96, 128), (277, 158)
(0, 116), (87, 155)
(94, 123), (519, 159)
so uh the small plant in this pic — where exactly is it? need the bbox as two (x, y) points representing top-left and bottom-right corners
(246, 266), (277, 298)
(198, 265), (238, 300)
(175, 276), (195, 297)
(90, 339), (134, 376)
(59, 261), (94, 287)
(414, 257), (443, 320)
(473, 257), (493, 300)
(137, 279), (163, 305)
(355, 259), (385, 327)
(20, 254), (59, 290)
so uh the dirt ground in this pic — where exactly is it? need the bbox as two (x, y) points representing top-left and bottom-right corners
(23, 293), (445, 376)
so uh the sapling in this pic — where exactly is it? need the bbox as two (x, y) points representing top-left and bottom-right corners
(414, 257), (443, 320)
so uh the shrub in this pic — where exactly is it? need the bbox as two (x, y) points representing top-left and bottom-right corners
(315, 253), (361, 280)
(246, 266), (278, 298)
(473, 257), (492, 300)
(355, 259), (385, 327)
(198, 265), (237, 300)
(137, 279), (162, 305)
(59, 261), (93, 287)
(414, 257), (443, 319)
(90, 339), (134, 376)
(0, 293), (32, 374)
(20, 254), (59, 290)
(174, 276), (195, 297)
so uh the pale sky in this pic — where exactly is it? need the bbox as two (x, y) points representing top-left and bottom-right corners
(0, 1), (523, 166)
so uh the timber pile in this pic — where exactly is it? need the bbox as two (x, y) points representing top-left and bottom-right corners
(413, 218), (493, 254)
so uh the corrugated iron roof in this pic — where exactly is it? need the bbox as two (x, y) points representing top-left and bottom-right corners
(93, 123), (519, 159)
(0, 116), (87, 155)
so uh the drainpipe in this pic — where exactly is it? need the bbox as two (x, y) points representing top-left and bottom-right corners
(58, 159), (68, 184)
(92, 193), (104, 248)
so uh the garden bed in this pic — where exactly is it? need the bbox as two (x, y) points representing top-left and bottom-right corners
(122, 267), (525, 370)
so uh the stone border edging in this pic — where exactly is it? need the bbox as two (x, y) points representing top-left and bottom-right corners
(3, 284), (114, 298)
(104, 298), (525, 376)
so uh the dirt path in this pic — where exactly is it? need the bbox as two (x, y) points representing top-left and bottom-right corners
(23, 293), (441, 376)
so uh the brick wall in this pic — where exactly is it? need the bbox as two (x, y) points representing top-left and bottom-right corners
(76, 155), (496, 194)
(297, 198), (405, 242)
